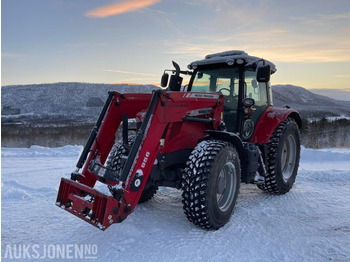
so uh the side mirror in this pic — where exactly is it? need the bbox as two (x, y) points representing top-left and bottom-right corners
(243, 97), (255, 108)
(168, 61), (183, 91)
(161, 73), (169, 87)
(256, 64), (271, 83)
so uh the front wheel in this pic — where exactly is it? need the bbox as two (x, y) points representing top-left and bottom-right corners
(258, 118), (301, 194)
(182, 140), (241, 230)
(106, 135), (157, 203)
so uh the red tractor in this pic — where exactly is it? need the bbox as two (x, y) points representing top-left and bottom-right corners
(56, 50), (301, 230)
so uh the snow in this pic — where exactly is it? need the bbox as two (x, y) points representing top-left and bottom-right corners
(2, 146), (350, 261)
(308, 115), (350, 122)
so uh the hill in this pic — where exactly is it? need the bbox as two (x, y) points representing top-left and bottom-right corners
(2, 82), (350, 147)
(1, 82), (159, 125)
(2, 83), (350, 126)
(272, 85), (350, 118)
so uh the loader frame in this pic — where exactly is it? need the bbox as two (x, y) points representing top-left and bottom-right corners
(57, 90), (229, 230)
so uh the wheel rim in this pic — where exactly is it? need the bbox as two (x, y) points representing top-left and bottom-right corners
(216, 162), (236, 212)
(281, 134), (297, 181)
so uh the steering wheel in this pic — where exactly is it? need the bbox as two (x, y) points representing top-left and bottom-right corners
(218, 88), (231, 96)
(218, 88), (238, 110)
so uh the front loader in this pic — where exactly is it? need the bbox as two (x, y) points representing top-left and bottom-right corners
(56, 50), (302, 230)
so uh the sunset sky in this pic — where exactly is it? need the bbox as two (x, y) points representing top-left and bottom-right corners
(2, 0), (350, 99)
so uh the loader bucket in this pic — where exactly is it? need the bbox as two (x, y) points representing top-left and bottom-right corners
(56, 178), (121, 230)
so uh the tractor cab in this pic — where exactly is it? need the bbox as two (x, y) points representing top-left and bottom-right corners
(186, 50), (276, 140)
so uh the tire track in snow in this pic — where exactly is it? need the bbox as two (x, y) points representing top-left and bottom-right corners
(2, 180), (56, 201)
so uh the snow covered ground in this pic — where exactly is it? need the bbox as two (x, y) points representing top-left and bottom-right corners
(1, 146), (350, 261)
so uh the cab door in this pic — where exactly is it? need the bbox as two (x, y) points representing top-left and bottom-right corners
(241, 69), (271, 141)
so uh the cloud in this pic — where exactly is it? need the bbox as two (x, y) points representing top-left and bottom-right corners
(2, 52), (29, 58)
(308, 88), (350, 101)
(86, 0), (162, 18)
(335, 74), (350, 79)
(103, 69), (158, 77)
(164, 35), (350, 64)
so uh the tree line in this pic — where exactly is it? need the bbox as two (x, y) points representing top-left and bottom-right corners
(301, 117), (350, 148)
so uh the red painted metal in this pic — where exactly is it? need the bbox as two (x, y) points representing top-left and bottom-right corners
(250, 106), (299, 144)
(56, 178), (120, 230)
(56, 90), (224, 230)
(78, 93), (153, 187)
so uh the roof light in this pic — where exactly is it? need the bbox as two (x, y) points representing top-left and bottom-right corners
(226, 59), (234, 66)
(236, 59), (245, 65)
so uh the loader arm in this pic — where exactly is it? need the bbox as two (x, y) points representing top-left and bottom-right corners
(56, 90), (224, 230)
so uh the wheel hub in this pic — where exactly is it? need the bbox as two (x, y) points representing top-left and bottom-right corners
(216, 162), (236, 212)
(281, 134), (297, 181)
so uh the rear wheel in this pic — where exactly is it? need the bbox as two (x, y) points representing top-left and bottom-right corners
(182, 140), (241, 229)
(106, 135), (158, 203)
(258, 118), (300, 194)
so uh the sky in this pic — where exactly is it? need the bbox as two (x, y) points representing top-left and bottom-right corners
(1, 0), (350, 100)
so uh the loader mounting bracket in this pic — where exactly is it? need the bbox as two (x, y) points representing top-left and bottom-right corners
(56, 178), (125, 230)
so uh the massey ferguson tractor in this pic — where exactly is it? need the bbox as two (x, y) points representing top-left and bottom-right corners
(56, 50), (301, 230)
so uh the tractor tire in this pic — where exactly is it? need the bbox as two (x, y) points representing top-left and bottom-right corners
(106, 135), (158, 203)
(182, 140), (241, 230)
(137, 185), (158, 204)
(106, 135), (136, 176)
(258, 118), (300, 194)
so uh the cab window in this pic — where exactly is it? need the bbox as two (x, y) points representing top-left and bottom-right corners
(190, 67), (240, 132)
(245, 69), (269, 123)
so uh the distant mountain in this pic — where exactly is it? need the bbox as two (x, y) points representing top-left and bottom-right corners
(2, 83), (350, 126)
(272, 85), (350, 118)
(2, 82), (350, 147)
(309, 88), (350, 102)
(1, 82), (159, 125)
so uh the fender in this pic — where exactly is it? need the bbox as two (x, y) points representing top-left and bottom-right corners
(250, 106), (302, 144)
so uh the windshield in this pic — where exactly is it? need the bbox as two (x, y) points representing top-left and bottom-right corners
(190, 67), (240, 132)
(190, 67), (240, 95)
